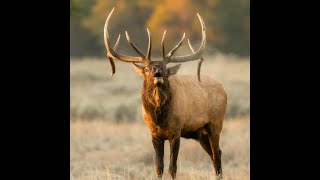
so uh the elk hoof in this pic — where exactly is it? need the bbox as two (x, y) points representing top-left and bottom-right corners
(169, 166), (177, 179)
(157, 173), (163, 179)
(156, 166), (163, 178)
(216, 172), (223, 179)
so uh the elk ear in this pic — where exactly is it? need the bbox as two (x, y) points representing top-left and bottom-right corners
(132, 63), (145, 77)
(167, 64), (181, 76)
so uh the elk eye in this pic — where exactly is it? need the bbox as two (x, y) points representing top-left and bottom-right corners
(144, 68), (149, 73)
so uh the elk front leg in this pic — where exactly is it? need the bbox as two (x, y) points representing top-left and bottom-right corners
(169, 134), (180, 179)
(152, 136), (164, 178)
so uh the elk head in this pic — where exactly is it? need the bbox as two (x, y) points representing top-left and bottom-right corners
(104, 7), (206, 82)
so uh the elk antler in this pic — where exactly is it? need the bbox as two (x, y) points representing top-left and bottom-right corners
(107, 34), (120, 77)
(104, 7), (145, 63)
(146, 28), (152, 61)
(161, 13), (206, 81)
(168, 13), (206, 63)
(104, 8), (155, 76)
(165, 33), (186, 63)
(188, 39), (203, 82)
(125, 28), (152, 63)
(105, 7), (206, 80)
(161, 30), (166, 59)
(125, 31), (146, 59)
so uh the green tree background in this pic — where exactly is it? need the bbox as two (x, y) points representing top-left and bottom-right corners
(70, 0), (249, 58)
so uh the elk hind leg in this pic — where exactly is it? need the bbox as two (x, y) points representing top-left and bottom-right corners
(199, 132), (213, 161)
(206, 123), (223, 178)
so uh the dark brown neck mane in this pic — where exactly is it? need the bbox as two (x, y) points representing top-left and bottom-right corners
(141, 79), (171, 125)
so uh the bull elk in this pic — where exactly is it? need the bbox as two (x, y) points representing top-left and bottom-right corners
(104, 7), (227, 179)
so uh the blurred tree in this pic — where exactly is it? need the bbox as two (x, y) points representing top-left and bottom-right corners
(70, 0), (78, 17)
(70, 0), (102, 57)
(70, 0), (250, 58)
(214, 0), (250, 56)
(71, 20), (101, 57)
(82, 0), (159, 57)
(147, 0), (218, 56)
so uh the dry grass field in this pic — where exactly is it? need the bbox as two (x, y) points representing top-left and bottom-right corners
(70, 54), (250, 179)
(70, 117), (249, 180)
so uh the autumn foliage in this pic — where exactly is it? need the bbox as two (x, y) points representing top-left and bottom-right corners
(70, 0), (249, 57)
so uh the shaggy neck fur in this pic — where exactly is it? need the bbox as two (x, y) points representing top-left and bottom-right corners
(142, 79), (171, 125)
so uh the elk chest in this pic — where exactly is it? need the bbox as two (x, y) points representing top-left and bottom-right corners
(142, 108), (179, 140)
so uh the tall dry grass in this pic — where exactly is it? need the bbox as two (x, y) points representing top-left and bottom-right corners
(70, 117), (249, 180)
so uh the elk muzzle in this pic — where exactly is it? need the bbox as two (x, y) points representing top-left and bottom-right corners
(153, 67), (164, 85)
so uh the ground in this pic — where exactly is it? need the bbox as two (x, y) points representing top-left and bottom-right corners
(70, 117), (249, 180)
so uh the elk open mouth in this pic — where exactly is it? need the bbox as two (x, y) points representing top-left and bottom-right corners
(153, 77), (164, 84)
(153, 73), (164, 84)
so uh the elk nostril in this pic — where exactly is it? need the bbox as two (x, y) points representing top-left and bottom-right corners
(154, 72), (161, 77)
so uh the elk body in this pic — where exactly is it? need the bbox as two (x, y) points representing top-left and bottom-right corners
(104, 8), (227, 179)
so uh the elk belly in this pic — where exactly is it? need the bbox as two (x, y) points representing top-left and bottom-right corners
(154, 77), (164, 84)
(182, 113), (210, 131)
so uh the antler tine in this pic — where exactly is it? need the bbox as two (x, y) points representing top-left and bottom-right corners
(104, 7), (144, 63)
(146, 28), (152, 61)
(188, 39), (203, 82)
(166, 32), (186, 63)
(125, 31), (146, 59)
(113, 34), (121, 49)
(187, 39), (195, 53)
(161, 30), (166, 60)
(108, 34), (121, 77)
(169, 13), (206, 63)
